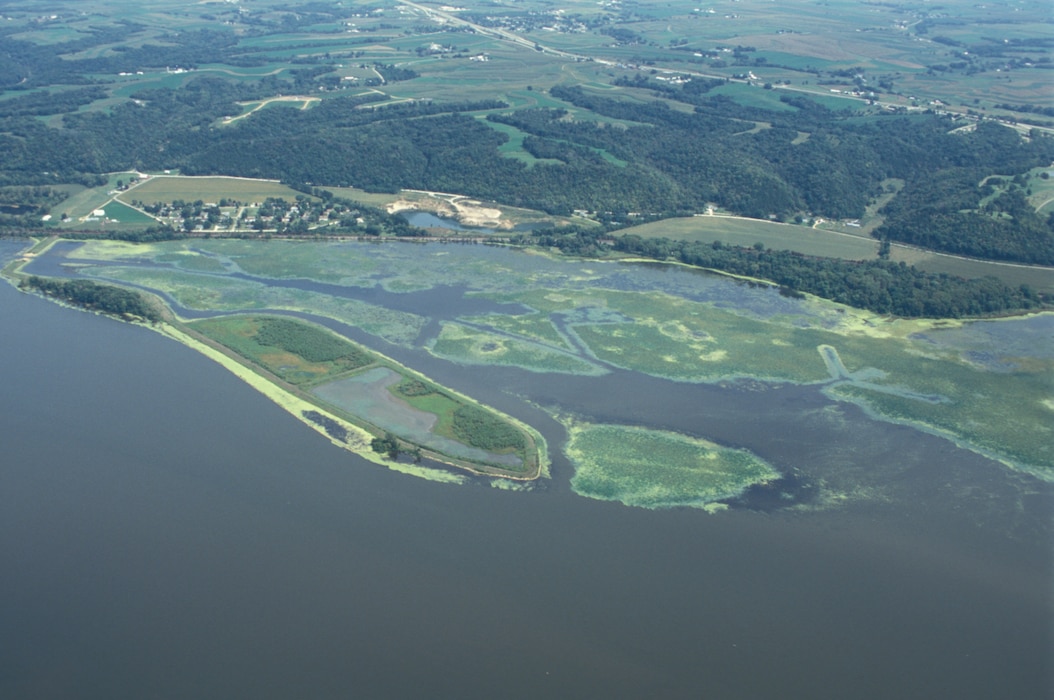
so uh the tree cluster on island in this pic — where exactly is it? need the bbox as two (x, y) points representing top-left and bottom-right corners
(19, 275), (161, 322)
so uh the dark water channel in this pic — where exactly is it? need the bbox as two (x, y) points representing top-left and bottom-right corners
(2, 239), (1051, 699)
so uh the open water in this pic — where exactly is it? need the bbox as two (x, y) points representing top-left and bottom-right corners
(1, 240), (1051, 699)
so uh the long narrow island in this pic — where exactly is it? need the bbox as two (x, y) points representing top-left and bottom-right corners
(4, 238), (547, 485)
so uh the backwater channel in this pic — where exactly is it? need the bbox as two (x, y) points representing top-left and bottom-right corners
(1, 238), (1051, 699)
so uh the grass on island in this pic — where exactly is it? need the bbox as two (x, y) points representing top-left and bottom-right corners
(499, 287), (834, 383)
(565, 422), (779, 510)
(190, 315), (373, 386)
(188, 314), (542, 477)
(83, 262), (427, 346)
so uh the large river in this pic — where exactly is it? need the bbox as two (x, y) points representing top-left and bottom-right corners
(0, 240), (1050, 699)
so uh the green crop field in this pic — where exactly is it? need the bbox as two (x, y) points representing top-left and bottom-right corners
(619, 216), (880, 260)
(121, 176), (308, 206)
(479, 118), (561, 166)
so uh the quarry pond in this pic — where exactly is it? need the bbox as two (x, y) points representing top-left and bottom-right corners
(2, 238), (1051, 699)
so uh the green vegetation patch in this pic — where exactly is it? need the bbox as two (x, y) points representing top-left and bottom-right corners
(81, 263), (426, 346)
(95, 200), (158, 225)
(451, 405), (525, 453)
(255, 317), (369, 365)
(189, 315), (372, 386)
(566, 422), (779, 510)
(313, 367), (528, 471)
(124, 176), (307, 206)
(429, 322), (605, 375)
(20, 276), (159, 322)
(708, 83), (798, 112)
(459, 310), (571, 348)
(480, 118), (562, 167)
(548, 288), (831, 382)
(824, 330), (1054, 474)
(619, 216), (879, 260)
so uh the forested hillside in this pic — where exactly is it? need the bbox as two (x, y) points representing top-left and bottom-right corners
(3, 70), (1052, 263)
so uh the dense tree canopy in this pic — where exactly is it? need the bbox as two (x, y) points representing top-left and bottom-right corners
(519, 226), (1044, 319)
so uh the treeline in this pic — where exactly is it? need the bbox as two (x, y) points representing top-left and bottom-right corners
(373, 63), (419, 83)
(0, 87), (109, 118)
(537, 85), (1054, 258)
(67, 226), (187, 243)
(20, 276), (161, 321)
(2, 51), (1053, 264)
(519, 227), (1045, 318)
(876, 168), (1054, 264)
(370, 431), (422, 462)
(0, 186), (69, 228)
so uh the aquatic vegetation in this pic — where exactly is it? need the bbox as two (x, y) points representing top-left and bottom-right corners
(459, 310), (570, 347)
(504, 287), (833, 382)
(565, 422), (779, 510)
(85, 265), (427, 345)
(827, 363), (1052, 473)
(816, 323), (1054, 474)
(28, 238), (1054, 483)
(429, 322), (606, 375)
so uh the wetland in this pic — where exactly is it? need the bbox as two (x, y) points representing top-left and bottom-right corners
(1, 237), (1051, 700)
(10, 236), (1053, 506)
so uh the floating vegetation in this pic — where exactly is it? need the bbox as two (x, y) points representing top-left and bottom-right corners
(459, 310), (570, 347)
(33, 239), (1054, 482)
(821, 328), (1054, 474)
(545, 289), (833, 382)
(428, 322), (606, 375)
(565, 422), (779, 510)
(86, 266), (427, 345)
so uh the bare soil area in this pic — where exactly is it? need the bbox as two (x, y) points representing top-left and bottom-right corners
(387, 191), (510, 229)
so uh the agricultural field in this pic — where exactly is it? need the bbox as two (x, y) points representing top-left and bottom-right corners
(119, 176), (308, 207)
(619, 216), (880, 260)
(4, 0), (1051, 121)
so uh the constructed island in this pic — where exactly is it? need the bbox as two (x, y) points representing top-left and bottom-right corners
(4, 239), (547, 485)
